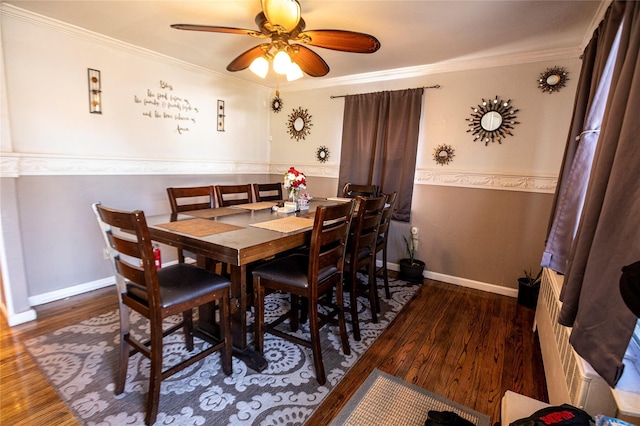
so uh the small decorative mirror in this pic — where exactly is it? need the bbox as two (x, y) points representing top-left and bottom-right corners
(316, 146), (330, 163)
(271, 96), (283, 113)
(433, 144), (455, 166)
(466, 96), (519, 145)
(287, 107), (313, 141)
(538, 66), (568, 93)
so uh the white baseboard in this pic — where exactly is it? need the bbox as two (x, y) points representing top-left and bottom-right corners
(28, 276), (116, 307)
(383, 261), (519, 298)
(1, 303), (37, 326)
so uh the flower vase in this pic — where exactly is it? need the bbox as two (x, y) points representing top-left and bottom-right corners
(289, 187), (297, 202)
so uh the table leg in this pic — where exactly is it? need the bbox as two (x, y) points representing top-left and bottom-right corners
(229, 264), (267, 372)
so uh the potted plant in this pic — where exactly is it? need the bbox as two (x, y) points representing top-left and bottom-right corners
(517, 268), (542, 308)
(399, 232), (425, 282)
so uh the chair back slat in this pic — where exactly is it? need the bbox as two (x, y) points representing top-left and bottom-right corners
(253, 182), (283, 202)
(349, 196), (386, 265)
(167, 186), (215, 213)
(215, 184), (253, 207)
(378, 192), (398, 240)
(93, 202), (160, 306)
(342, 183), (380, 198)
(309, 200), (356, 281)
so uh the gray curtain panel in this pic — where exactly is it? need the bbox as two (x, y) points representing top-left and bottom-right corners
(337, 88), (423, 222)
(542, 4), (623, 273)
(547, 0), (640, 387)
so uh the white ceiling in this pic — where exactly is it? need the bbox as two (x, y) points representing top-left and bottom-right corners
(3, 1), (606, 88)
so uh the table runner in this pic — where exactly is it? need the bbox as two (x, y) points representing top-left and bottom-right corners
(181, 207), (246, 218)
(250, 216), (314, 233)
(155, 218), (244, 237)
(232, 202), (278, 211)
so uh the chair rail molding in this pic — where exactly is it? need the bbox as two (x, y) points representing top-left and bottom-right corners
(1, 153), (557, 193)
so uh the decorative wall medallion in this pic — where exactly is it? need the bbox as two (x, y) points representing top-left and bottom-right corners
(538, 66), (568, 93)
(316, 146), (330, 163)
(271, 94), (283, 113)
(433, 144), (455, 166)
(287, 107), (313, 141)
(466, 96), (519, 145)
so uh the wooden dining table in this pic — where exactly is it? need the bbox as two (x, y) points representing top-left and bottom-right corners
(145, 198), (347, 372)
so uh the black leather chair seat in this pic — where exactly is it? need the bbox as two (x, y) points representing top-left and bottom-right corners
(252, 254), (338, 289)
(127, 263), (231, 308)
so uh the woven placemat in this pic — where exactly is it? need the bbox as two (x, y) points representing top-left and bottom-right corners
(155, 218), (244, 237)
(250, 216), (314, 233)
(232, 202), (278, 210)
(331, 369), (490, 426)
(181, 207), (246, 218)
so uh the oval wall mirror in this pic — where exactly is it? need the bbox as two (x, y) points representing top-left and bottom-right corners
(287, 107), (313, 141)
(433, 144), (455, 166)
(466, 96), (519, 145)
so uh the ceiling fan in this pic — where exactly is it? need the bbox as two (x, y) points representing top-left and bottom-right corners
(171, 0), (380, 80)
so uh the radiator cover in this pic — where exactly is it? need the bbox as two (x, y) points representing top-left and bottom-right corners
(535, 268), (617, 416)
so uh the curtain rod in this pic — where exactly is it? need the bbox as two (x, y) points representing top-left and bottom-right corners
(330, 85), (441, 99)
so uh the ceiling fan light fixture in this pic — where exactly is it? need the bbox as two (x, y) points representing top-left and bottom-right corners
(249, 56), (269, 78)
(262, 0), (300, 32)
(286, 62), (303, 81)
(273, 50), (292, 75)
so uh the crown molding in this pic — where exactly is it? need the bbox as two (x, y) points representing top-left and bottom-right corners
(283, 47), (582, 92)
(0, 4), (266, 90)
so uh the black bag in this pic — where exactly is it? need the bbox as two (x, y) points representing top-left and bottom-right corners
(509, 404), (594, 426)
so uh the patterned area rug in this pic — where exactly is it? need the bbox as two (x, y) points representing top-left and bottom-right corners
(24, 276), (420, 425)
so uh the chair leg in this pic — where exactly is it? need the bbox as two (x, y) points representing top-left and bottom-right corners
(115, 303), (130, 395)
(145, 318), (164, 426)
(254, 276), (265, 353)
(182, 309), (194, 351)
(349, 268), (361, 341)
(336, 282), (351, 356)
(368, 261), (379, 323)
(382, 245), (391, 299)
(290, 294), (300, 331)
(308, 297), (326, 385)
(219, 294), (233, 376)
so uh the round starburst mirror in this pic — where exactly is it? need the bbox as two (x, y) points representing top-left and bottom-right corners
(466, 96), (519, 145)
(287, 107), (313, 141)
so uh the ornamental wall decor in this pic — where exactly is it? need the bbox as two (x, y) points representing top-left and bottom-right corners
(466, 96), (519, 145)
(433, 144), (455, 165)
(271, 91), (283, 113)
(538, 66), (569, 94)
(287, 107), (313, 141)
(316, 146), (330, 163)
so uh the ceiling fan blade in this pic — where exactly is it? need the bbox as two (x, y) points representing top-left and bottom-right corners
(297, 30), (381, 53)
(291, 45), (329, 77)
(261, 0), (301, 32)
(227, 44), (271, 72)
(171, 24), (263, 38)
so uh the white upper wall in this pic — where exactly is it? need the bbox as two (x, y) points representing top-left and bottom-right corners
(1, 7), (271, 163)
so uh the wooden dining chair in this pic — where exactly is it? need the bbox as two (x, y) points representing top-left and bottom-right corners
(375, 192), (398, 299)
(344, 195), (386, 341)
(342, 183), (380, 198)
(253, 182), (284, 202)
(92, 202), (232, 426)
(166, 186), (216, 264)
(252, 200), (356, 385)
(215, 184), (253, 207)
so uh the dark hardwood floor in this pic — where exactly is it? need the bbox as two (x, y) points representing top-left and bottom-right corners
(0, 276), (547, 425)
